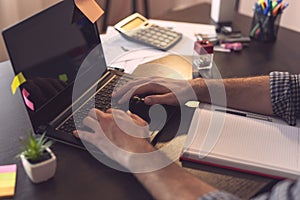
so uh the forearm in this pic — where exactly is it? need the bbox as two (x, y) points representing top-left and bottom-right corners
(191, 76), (273, 115)
(135, 162), (216, 200)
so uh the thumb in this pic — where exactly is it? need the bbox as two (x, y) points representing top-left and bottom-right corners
(144, 93), (178, 105)
(73, 130), (96, 144)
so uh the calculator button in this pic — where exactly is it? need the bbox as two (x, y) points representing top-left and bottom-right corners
(168, 33), (178, 37)
(160, 42), (167, 46)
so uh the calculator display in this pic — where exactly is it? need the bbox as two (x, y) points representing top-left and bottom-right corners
(121, 17), (145, 32)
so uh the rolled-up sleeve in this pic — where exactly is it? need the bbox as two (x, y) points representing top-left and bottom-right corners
(269, 71), (300, 125)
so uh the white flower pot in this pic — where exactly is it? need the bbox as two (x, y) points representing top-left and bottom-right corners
(20, 147), (56, 183)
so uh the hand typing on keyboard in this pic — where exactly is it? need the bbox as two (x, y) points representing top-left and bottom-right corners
(73, 108), (155, 170)
(112, 76), (197, 106)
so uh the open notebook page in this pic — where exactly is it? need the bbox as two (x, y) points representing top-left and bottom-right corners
(183, 108), (300, 179)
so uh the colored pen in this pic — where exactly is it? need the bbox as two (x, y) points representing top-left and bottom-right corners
(272, 1), (278, 9)
(269, 0), (273, 16)
(250, 23), (260, 37)
(283, 2), (289, 10)
(273, 2), (283, 16)
(259, 0), (266, 10)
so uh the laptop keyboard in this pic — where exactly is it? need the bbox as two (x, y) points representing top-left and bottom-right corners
(57, 75), (130, 133)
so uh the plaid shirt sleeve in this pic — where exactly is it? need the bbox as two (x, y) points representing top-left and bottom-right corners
(269, 71), (300, 126)
(198, 178), (300, 200)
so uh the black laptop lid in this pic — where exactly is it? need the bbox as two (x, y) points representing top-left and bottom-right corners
(2, 0), (107, 129)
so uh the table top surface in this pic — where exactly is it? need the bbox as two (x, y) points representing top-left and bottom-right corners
(1, 3), (300, 200)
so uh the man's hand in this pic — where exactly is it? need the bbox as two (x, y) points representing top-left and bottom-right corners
(112, 76), (197, 106)
(73, 108), (155, 169)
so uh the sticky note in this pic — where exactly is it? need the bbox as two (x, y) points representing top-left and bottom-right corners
(74, 0), (104, 23)
(0, 172), (16, 180)
(11, 72), (26, 94)
(0, 164), (17, 198)
(0, 180), (15, 187)
(22, 88), (35, 111)
(59, 74), (68, 82)
(0, 165), (17, 173)
(0, 187), (15, 197)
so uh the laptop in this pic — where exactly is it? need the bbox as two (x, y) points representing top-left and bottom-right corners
(2, 0), (175, 148)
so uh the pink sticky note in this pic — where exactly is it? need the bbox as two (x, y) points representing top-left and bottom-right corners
(22, 88), (35, 111)
(0, 164), (17, 174)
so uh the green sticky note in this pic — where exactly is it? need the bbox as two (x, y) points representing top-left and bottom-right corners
(0, 172), (16, 180)
(59, 74), (68, 82)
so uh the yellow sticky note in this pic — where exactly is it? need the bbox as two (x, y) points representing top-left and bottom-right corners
(11, 72), (26, 94)
(0, 180), (16, 188)
(74, 0), (104, 23)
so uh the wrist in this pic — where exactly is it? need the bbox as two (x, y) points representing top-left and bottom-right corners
(189, 78), (207, 102)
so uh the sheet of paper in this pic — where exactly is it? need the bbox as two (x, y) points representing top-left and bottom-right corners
(101, 27), (169, 73)
(11, 72), (26, 94)
(109, 49), (169, 74)
(0, 164), (17, 198)
(74, 0), (104, 23)
(101, 21), (216, 74)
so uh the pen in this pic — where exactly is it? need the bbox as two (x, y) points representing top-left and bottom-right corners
(268, 0), (272, 16)
(259, 0), (266, 10)
(215, 109), (272, 122)
(273, 2), (283, 16)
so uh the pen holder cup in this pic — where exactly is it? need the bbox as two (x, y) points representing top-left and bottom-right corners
(249, 11), (281, 42)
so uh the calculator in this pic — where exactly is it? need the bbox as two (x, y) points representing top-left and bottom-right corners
(114, 13), (182, 51)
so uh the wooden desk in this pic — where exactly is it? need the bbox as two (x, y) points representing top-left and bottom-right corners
(1, 3), (300, 200)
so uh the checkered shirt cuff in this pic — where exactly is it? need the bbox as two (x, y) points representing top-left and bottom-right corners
(270, 71), (300, 126)
(199, 191), (240, 200)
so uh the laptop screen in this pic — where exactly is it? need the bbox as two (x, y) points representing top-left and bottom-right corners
(3, 0), (106, 130)
(3, 0), (107, 127)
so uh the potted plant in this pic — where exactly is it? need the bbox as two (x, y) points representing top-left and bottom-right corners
(18, 131), (56, 183)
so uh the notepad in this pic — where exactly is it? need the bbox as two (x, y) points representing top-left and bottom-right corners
(181, 107), (300, 179)
(0, 164), (17, 198)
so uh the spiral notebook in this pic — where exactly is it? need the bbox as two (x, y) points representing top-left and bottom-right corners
(181, 106), (300, 179)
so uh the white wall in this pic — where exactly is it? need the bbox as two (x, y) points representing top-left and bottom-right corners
(0, 0), (60, 62)
(239, 0), (300, 32)
(173, 0), (210, 11)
